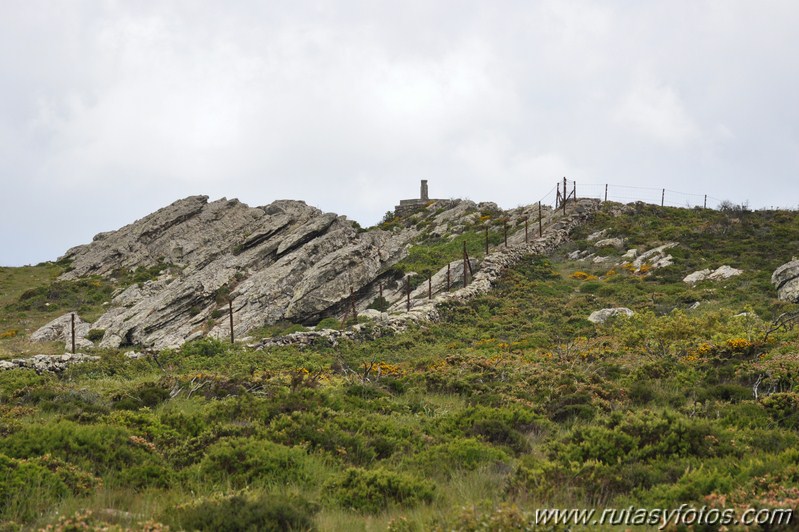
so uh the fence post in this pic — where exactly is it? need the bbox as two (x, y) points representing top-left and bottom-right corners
(229, 300), (234, 344)
(463, 241), (468, 288)
(538, 202), (543, 236)
(525, 218), (528, 243)
(573, 181), (576, 201)
(379, 282), (383, 298)
(661, 189), (665, 207)
(71, 313), (76, 354)
(704, 195), (707, 209)
(555, 182), (560, 209)
(446, 263), (451, 290)
(562, 177), (567, 214)
(406, 277), (410, 311)
(604, 184), (608, 202)
(428, 275), (432, 299)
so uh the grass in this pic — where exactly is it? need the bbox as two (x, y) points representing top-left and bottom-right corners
(2, 203), (799, 529)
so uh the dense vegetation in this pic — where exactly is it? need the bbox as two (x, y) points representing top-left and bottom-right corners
(1, 202), (799, 530)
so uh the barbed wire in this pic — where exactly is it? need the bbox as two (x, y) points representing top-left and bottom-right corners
(538, 178), (732, 210)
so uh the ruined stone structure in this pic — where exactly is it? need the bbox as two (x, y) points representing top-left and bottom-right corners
(395, 179), (437, 216)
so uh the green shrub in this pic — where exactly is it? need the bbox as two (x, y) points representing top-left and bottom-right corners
(10, 278), (115, 313)
(407, 438), (509, 477)
(86, 328), (105, 342)
(0, 420), (161, 474)
(367, 296), (389, 312)
(762, 392), (799, 429)
(0, 370), (51, 402)
(199, 438), (317, 488)
(23, 387), (108, 421)
(325, 467), (435, 513)
(180, 337), (228, 357)
(315, 317), (341, 330)
(119, 463), (173, 490)
(112, 381), (171, 411)
(0, 453), (69, 522)
(167, 492), (318, 532)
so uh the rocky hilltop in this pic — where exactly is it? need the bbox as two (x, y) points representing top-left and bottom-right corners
(48, 195), (565, 349)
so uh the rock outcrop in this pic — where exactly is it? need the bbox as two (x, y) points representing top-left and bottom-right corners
(683, 265), (743, 285)
(35, 195), (573, 350)
(588, 308), (634, 324)
(254, 199), (601, 349)
(31, 314), (93, 350)
(772, 260), (799, 302)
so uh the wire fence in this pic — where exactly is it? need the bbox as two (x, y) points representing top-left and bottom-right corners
(537, 178), (726, 210)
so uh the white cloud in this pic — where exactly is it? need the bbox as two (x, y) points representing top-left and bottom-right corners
(615, 80), (700, 146)
(2, 1), (799, 265)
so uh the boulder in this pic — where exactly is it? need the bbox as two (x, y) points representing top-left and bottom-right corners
(31, 313), (93, 350)
(588, 307), (634, 324)
(587, 230), (607, 242)
(772, 260), (799, 302)
(632, 243), (678, 272)
(684, 266), (742, 285)
(594, 238), (625, 249)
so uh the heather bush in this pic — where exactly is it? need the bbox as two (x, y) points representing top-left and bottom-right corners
(325, 468), (435, 513)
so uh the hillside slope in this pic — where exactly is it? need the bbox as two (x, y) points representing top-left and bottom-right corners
(2, 201), (799, 530)
(25, 195), (574, 350)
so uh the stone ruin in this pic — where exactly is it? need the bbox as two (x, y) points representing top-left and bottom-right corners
(394, 179), (439, 216)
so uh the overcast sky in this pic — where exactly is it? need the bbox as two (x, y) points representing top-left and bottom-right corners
(1, 1), (797, 266)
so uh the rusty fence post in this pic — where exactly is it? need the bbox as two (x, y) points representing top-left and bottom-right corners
(463, 241), (468, 288)
(446, 263), (451, 290)
(71, 313), (76, 354)
(538, 202), (543, 236)
(229, 300), (234, 344)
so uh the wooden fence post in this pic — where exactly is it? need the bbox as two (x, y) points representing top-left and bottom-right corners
(71, 313), (76, 354)
(604, 184), (608, 202)
(661, 188), (665, 207)
(538, 202), (543, 236)
(704, 195), (707, 209)
(446, 263), (451, 290)
(525, 218), (528, 243)
(463, 241), (468, 288)
(562, 177), (567, 214)
(428, 275), (432, 299)
(229, 300), (234, 344)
